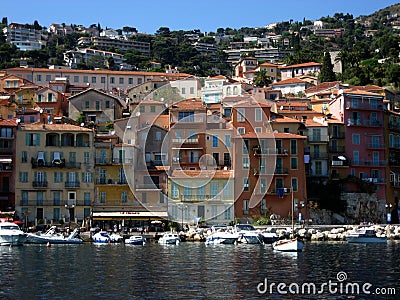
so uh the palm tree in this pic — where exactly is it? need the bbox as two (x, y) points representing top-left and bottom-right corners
(253, 69), (272, 87)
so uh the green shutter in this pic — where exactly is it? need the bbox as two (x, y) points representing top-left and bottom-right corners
(60, 172), (63, 183)
(19, 172), (22, 182)
(26, 133), (30, 146)
(81, 172), (85, 182)
(90, 173), (93, 183)
(34, 171), (37, 181)
(44, 172), (47, 182)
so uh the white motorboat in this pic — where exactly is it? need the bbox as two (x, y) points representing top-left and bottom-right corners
(124, 235), (146, 245)
(346, 227), (387, 243)
(260, 231), (279, 244)
(0, 222), (26, 246)
(92, 231), (111, 243)
(109, 233), (123, 243)
(205, 231), (238, 245)
(26, 226), (83, 244)
(272, 238), (304, 252)
(233, 224), (263, 244)
(158, 233), (180, 245)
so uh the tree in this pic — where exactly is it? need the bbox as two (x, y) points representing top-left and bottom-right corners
(319, 52), (336, 83)
(253, 69), (272, 87)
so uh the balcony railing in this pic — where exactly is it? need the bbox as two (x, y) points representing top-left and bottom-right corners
(310, 152), (329, 159)
(308, 135), (329, 142)
(31, 160), (82, 169)
(96, 178), (128, 185)
(329, 146), (345, 153)
(178, 194), (222, 202)
(362, 177), (386, 184)
(274, 168), (289, 175)
(95, 158), (112, 165)
(346, 102), (382, 110)
(253, 147), (287, 155)
(347, 119), (382, 127)
(350, 159), (386, 166)
(65, 181), (80, 188)
(172, 138), (199, 144)
(135, 184), (161, 190)
(32, 181), (48, 188)
(330, 132), (345, 139)
(366, 143), (385, 149)
(0, 148), (12, 155)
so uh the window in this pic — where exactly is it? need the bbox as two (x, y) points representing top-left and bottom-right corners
(211, 183), (218, 197)
(190, 87), (194, 94)
(261, 199), (266, 214)
(155, 131), (162, 141)
(223, 182), (231, 198)
(260, 178), (266, 194)
(119, 77), (124, 84)
(178, 111), (194, 122)
(128, 78), (133, 85)
(85, 101), (89, 109)
(139, 105), (145, 113)
(291, 178), (298, 192)
(95, 101), (100, 110)
(74, 76), (79, 83)
(36, 74), (42, 81)
(181, 87), (186, 94)
(150, 105), (156, 113)
(237, 127), (245, 135)
(84, 152), (90, 164)
(352, 134), (360, 145)
(353, 151), (359, 165)
(171, 183), (178, 198)
(243, 200), (249, 214)
(290, 140), (297, 154)
(105, 101), (110, 108)
(101, 77), (106, 84)
(19, 172), (28, 183)
(82, 172), (93, 183)
(110, 77), (115, 84)
(54, 208), (60, 221)
(243, 140), (249, 154)
(22, 151), (27, 163)
(315, 161), (322, 175)
(54, 172), (63, 183)
(255, 108), (262, 122)
(243, 157), (249, 169)
(83, 76), (88, 83)
(47, 93), (53, 102)
(21, 192), (28, 206)
(224, 206), (232, 219)
(100, 192), (106, 203)
(212, 135), (218, 147)
(224, 108), (231, 118)
(37, 191), (43, 206)
(237, 108), (245, 122)
(225, 135), (231, 147)
(255, 127), (262, 133)
(138, 78), (143, 84)
(26, 133), (40, 146)
(91, 77), (96, 84)
(121, 191), (127, 203)
(291, 157), (298, 169)
(84, 192), (91, 206)
(243, 178), (249, 191)
(53, 191), (60, 206)
(46, 75), (51, 82)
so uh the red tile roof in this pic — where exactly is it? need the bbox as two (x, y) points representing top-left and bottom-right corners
(0, 118), (18, 127)
(170, 169), (233, 178)
(272, 78), (306, 85)
(279, 62), (322, 69)
(21, 123), (92, 132)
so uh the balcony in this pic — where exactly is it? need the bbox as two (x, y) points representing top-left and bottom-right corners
(310, 152), (329, 159)
(274, 168), (289, 175)
(178, 194), (222, 202)
(112, 158), (133, 165)
(95, 158), (112, 165)
(32, 181), (48, 188)
(346, 102), (383, 111)
(347, 119), (382, 127)
(331, 160), (349, 166)
(366, 143), (385, 149)
(172, 138), (199, 144)
(330, 132), (345, 139)
(362, 177), (386, 184)
(0, 147), (12, 155)
(350, 159), (386, 166)
(65, 181), (80, 188)
(329, 146), (345, 153)
(308, 135), (329, 143)
(31, 159), (81, 169)
(268, 188), (291, 195)
(96, 178), (128, 185)
(388, 122), (400, 132)
(253, 146), (287, 156)
(135, 184), (161, 190)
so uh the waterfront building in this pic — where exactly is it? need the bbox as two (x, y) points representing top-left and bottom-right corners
(329, 89), (386, 206)
(3, 67), (189, 92)
(0, 119), (17, 212)
(14, 122), (95, 226)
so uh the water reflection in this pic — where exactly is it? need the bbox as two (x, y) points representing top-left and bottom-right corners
(0, 242), (398, 299)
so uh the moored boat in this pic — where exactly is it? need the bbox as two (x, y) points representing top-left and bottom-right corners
(26, 227), (83, 244)
(158, 233), (180, 245)
(272, 238), (304, 252)
(0, 222), (26, 246)
(92, 231), (111, 243)
(205, 231), (238, 245)
(346, 227), (387, 243)
(124, 235), (146, 245)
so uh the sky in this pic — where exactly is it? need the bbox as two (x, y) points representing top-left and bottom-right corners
(2, 0), (399, 34)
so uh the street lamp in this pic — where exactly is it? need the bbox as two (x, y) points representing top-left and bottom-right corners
(177, 204), (187, 231)
(65, 204), (75, 230)
(385, 203), (393, 224)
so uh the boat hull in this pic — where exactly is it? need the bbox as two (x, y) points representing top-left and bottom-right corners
(25, 235), (83, 244)
(0, 233), (26, 246)
(272, 239), (304, 252)
(346, 237), (387, 243)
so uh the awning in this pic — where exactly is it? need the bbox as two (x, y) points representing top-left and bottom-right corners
(0, 158), (12, 163)
(92, 211), (168, 221)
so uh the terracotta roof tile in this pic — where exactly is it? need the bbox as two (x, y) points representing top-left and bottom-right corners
(170, 169), (233, 178)
(272, 78), (306, 85)
(21, 123), (92, 132)
(278, 62), (322, 69)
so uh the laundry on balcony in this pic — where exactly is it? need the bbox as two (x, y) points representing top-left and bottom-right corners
(37, 152), (45, 166)
(52, 152), (62, 165)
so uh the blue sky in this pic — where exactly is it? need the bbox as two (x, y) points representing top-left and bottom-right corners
(3, 0), (399, 34)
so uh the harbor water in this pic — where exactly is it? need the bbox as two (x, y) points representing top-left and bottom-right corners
(0, 241), (399, 299)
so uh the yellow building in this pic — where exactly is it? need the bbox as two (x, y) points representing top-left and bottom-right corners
(15, 123), (95, 226)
